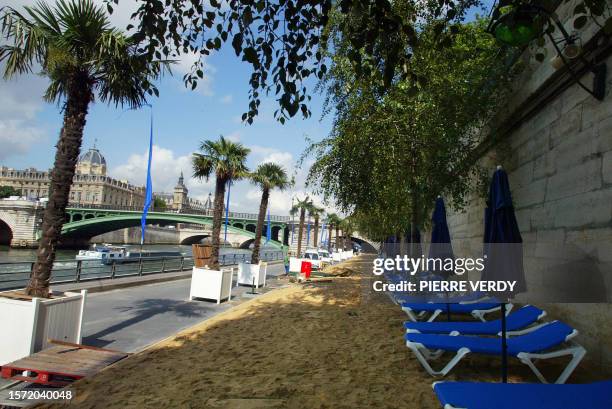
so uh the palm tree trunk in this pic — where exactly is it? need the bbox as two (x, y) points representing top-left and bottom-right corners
(328, 224), (333, 251)
(297, 208), (305, 256)
(26, 80), (92, 297)
(313, 215), (319, 247)
(210, 176), (227, 270)
(251, 187), (269, 264)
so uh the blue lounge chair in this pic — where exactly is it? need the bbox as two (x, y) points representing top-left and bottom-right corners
(405, 321), (585, 383)
(433, 380), (612, 409)
(394, 291), (487, 306)
(404, 305), (546, 335)
(401, 300), (512, 322)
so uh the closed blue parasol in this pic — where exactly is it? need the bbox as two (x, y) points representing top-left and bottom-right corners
(429, 197), (455, 319)
(482, 166), (527, 382)
(429, 197), (454, 274)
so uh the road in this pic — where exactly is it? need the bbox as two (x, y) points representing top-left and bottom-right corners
(82, 263), (286, 353)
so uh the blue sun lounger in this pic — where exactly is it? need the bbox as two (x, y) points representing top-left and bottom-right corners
(404, 305), (546, 335)
(394, 291), (486, 306)
(401, 300), (511, 322)
(405, 320), (585, 383)
(432, 380), (612, 409)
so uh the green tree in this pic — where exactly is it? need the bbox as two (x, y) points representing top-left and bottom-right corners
(153, 197), (167, 210)
(192, 136), (250, 269)
(0, 0), (169, 297)
(104, 0), (490, 122)
(290, 196), (312, 256)
(249, 163), (291, 264)
(0, 186), (20, 199)
(307, 20), (515, 247)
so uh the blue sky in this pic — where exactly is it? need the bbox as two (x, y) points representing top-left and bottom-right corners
(0, 0), (492, 214)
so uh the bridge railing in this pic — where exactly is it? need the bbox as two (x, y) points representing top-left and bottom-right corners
(0, 251), (284, 291)
(65, 203), (291, 222)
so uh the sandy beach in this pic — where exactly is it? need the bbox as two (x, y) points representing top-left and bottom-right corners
(41, 255), (595, 409)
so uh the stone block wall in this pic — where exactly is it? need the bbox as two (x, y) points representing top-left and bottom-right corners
(445, 31), (612, 372)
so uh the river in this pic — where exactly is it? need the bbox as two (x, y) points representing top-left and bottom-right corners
(0, 244), (283, 291)
(0, 243), (285, 263)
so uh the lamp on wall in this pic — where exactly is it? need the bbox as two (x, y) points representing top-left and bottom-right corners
(487, 2), (606, 100)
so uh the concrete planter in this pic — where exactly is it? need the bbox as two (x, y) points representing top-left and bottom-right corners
(237, 262), (267, 288)
(289, 257), (310, 273)
(341, 250), (352, 260)
(189, 267), (233, 304)
(0, 290), (87, 365)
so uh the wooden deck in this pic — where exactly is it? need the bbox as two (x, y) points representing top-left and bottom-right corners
(0, 341), (128, 387)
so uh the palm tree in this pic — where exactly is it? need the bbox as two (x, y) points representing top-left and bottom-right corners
(290, 196), (312, 256)
(0, 0), (169, 297)
(308, 204), (324, 248)
(192, 136), (250, 270)
(326, 213), (340, 251)
(249, 163), (291, 264)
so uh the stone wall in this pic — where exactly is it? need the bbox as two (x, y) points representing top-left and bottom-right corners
(445, 10), (612, 373)
(91, 226), (180, 245)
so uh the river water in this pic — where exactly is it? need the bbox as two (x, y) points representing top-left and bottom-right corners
(0, 244), (283, 291)
(0, 243), (282, 263)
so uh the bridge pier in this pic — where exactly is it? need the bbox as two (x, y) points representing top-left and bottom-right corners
(0, 200), (44, 248)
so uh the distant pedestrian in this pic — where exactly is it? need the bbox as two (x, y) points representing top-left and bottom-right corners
(284, 250), (290, 275)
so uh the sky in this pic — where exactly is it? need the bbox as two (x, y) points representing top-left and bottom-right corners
(0, 0), (492, 216)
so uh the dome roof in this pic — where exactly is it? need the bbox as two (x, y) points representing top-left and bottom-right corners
(79, 148), (106, 166)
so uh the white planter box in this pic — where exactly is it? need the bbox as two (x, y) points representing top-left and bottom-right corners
(0, 290), (87, 366)
(190, 267), (233, 304)
(332, 252), (342, 262)
(290, 257), (312, 273)
(237, 262), (267, 288)
(341, 251), (352, 260)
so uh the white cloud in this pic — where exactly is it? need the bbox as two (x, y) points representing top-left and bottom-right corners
(110, 143), (340, 217)
(0, 120), (46, 161)
(111, 145), (214, 197)
(220, 94), (233, 104)
(0, 60), (49, 161)
(174, 51), (216, 97)
(225, 131), (241, 142)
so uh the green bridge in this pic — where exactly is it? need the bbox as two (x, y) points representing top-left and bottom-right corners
(60, 205), (290, 248)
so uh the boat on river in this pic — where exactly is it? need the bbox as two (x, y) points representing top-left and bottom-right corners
(76, 244), (182, 264)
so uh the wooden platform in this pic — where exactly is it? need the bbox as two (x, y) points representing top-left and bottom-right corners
(0, 341), (128, 387)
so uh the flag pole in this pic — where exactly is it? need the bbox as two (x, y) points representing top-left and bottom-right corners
(224, 179), (231, 244)
(140, 106), (154, 260)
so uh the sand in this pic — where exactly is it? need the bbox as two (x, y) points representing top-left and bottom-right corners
(40, 255), (594, 409)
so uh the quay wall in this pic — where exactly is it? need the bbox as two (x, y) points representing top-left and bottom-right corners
(443, 6), (612, 374)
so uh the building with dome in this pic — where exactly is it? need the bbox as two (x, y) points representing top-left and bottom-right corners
(0, 146), (145, 207)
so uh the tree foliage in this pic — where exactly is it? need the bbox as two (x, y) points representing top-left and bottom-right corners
(306, 19), (517, 239)
(0, 186), (20, 199)
(104, 0), (483, 123)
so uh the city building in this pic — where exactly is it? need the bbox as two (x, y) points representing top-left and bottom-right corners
(0, 146), (145, 207)
(154, 173), (212, 212)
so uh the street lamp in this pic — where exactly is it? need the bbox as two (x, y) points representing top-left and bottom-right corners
(487, 2), (606, 100)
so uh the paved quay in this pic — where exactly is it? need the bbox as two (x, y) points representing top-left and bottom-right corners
(0, 263), (287, 405)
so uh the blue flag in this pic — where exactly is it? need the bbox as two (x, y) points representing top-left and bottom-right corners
(266, 208), (271, 243)
(224, 180), (232, 243)
(140, 113), (153, 245)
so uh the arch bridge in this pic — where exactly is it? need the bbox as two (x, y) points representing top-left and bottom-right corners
(62, 205), (289, 248)
(0, 200), (289, 249)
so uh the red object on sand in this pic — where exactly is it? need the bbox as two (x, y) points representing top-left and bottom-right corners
(301, 261), (312, 279)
